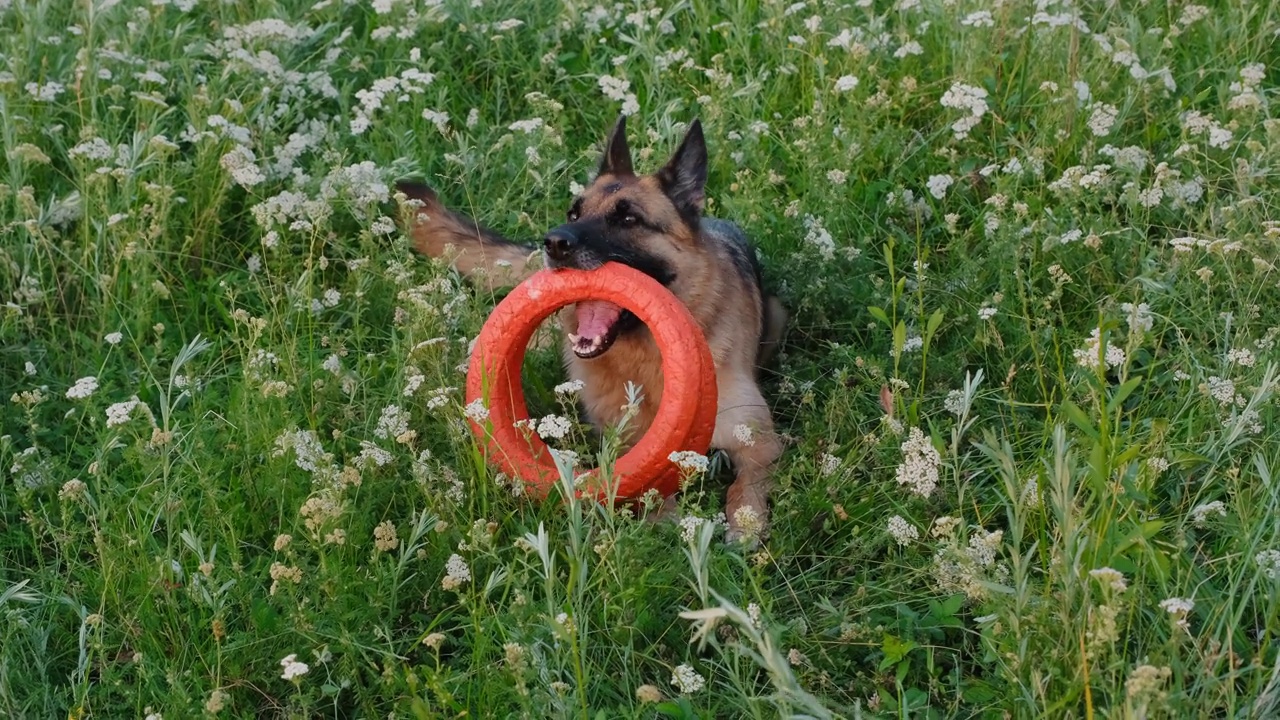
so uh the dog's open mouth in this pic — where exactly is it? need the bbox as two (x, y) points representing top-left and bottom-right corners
(568, 300), (624, 359)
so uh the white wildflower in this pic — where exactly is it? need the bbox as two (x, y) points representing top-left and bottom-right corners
(321, 354), (342, 376)
(1188, 501), (1226, 527)
(802, 214), (836, 260)
(1255, 550), (1280, 581)
(886, 515), (919, 546)
(669, 451), (709, 474)
(66, 376), (99, 400)
(1089, 567), (1128, 592)
(554, 379), (584, 396)
(670, 664), (705, 694)
(926, 174), (953, 199)
(1202, 376), (1237, 407)
(220, 146), (266, 188)
(1158, 597), (1194, 630)
(374, 404), (410, 440)
(960, 10), (994, 27)
(893, 40), (923, 58)
(1087, 103), (1119, 137)
(442, 553), (471, 590)
(1073, 328), (1125, 370)
(597, 74), (630, 102)
(508, 118), (544, 134)
(463, 398), (489, 423)
(1119, 302), (1153, 335)
(819, 452), (841, 476)
(834, 75), (859, 92)
(1226, 348), (1256, 367)
(940, 82), (989, 140)
(279, 654), (310, 680)
(105, 398), (146, 427)
(536, 414), (572, 440)
(895, 427), (940, 498)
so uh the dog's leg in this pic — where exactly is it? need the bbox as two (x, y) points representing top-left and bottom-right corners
(756, 295), (788, 370)
(714, 376), (782, 547)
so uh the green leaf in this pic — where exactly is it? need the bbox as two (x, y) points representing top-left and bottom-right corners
(868, 305), (890, 326)
(1059, 400), (1098, 440)
(962, 681), (1000, 703)
(939, 593), (965, 617)
(924, 308), (944, 345)
(879, 634), (918, 670)
(1106, 376), (1143, 414)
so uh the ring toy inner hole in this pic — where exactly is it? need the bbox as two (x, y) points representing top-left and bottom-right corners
(464, 263), (718, 501)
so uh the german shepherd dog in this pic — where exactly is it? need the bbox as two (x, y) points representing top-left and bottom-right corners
(395, 116), (786, 544)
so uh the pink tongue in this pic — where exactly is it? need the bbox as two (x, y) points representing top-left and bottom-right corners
(574, 300), (622, 339)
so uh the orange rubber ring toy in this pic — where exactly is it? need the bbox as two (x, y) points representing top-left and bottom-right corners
(464, 262), (718, 501)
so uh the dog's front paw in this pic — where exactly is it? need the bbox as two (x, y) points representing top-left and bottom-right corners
(643, 493), (683, 527)
(724, 503), (768, 550)
(723, 526), (761, 551)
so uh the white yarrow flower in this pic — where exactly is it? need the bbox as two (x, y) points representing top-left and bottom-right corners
(279, 653), (310, 680)
(669, 451), (709, 473)
(670, 663), (705, 694)
(463, 398), (489, 423)
(926, 174), (954, 199)
(895, 427), (940, 498)
(886, 515), (919, 546)
(442, 553), (471, 590)
(66, 376), (99, 400)
(1256, 550), (1280, 581)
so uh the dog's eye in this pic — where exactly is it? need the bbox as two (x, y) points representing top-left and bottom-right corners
(567, 210), (579, 222)
(623, 214), (638, 226)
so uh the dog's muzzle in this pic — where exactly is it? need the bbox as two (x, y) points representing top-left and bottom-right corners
(543, 225), (578, 264)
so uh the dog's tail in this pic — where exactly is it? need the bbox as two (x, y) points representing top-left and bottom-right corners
(395, 181), (542, 292)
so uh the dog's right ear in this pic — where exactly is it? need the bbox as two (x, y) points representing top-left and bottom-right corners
(597, 115), (634, 177)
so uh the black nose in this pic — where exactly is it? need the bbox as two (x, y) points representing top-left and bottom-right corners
(543, 226), (578, 260)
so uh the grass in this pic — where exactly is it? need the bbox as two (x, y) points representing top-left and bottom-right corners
(2, 0), (1280, 717)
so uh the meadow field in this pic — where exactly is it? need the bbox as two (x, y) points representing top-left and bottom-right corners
(2, 0), (1280, 717)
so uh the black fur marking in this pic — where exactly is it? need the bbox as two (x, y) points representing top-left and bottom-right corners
(656, 120), (708, 226)
(598, 116), (634, 177)
(605, 200), (671, 235)
(545, 218), (678, 288)
(704, 218), (764, 294)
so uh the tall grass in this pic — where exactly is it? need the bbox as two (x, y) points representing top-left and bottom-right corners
(2, 0), (1279, 717)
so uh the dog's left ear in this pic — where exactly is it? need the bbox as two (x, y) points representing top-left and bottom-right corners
(597, 115), (634, 177)
(656, 119), (707, 221)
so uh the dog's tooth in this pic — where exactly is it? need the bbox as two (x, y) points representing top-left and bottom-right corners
(568, 333), (581, 345)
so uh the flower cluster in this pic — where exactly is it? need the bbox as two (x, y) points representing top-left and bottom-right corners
(939, 82), (989, 140)
(895, 427), (940, 498)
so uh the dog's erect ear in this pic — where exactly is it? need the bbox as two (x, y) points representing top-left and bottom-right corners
(597, 115), (634, 177)
(656, 119), (707, 220)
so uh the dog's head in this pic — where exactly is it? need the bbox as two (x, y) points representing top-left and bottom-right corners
(546, 116), (709, 359)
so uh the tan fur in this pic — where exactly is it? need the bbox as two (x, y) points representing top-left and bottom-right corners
(396, 118), (786, 545)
